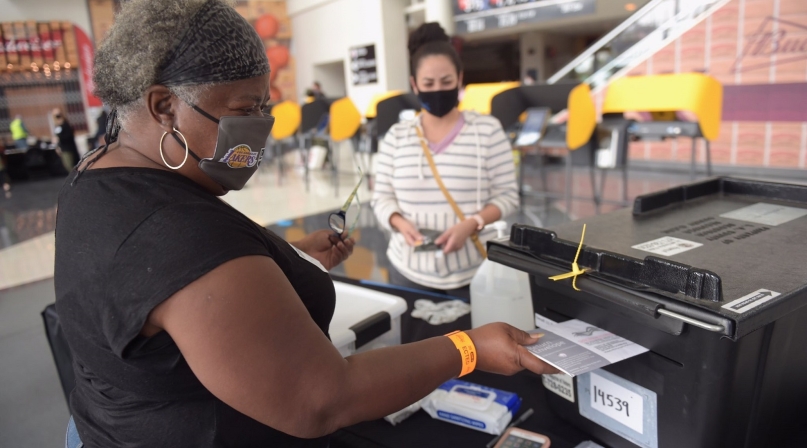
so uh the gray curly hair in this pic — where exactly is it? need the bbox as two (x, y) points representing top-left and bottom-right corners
(93, 0), (234, 128)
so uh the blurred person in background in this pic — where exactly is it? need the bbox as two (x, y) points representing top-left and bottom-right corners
(0, 153), (9, 197)
(372, 22), (519, 299)
(4, 114), (26, 196)
(10, 114), (29, 150)
(56, 2), (554, 448)
(93, 106), (110, 149)
(305, 81), (326, 100)
(53, 108), (81, 168)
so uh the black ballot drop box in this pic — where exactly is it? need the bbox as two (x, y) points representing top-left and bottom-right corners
(488, 177), (807, 448)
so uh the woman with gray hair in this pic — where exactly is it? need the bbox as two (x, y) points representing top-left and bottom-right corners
(56, 1), (555, 447)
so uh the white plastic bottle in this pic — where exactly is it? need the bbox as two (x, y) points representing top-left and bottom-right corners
(470, 221), (535, 331)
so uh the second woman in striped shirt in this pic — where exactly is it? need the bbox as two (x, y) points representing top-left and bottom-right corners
(372, 22), (519, 297)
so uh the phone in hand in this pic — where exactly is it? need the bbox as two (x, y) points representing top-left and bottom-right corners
(413, 228), (443, 252)
(493, 428), (550, 448)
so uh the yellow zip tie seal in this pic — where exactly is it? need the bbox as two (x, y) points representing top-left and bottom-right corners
(549, 224), (588, 291)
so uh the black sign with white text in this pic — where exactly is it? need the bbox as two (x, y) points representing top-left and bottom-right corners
(453, 0), (596, 34)
(350, 44), (377, 86)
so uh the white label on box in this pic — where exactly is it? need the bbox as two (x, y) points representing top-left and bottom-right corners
(589, 372), (644, 434)
(578, 370), (658, 448)
(722, 289), (781, 314)
(720, 202), (807, 226)
(542, 374), (575, 403)
(632, 236), (702, 256)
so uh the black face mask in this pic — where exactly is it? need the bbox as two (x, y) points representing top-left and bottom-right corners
(417, 87), (459, 118)
(172, 104), (274, 191)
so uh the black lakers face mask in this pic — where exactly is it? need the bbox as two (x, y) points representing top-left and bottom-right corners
(173, 104), (275, 191)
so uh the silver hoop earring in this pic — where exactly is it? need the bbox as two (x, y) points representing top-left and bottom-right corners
(159, 127), (189, 170)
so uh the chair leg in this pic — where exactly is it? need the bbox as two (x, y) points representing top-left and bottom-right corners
(277, 141), (284, 186)
(331, 140), (339, 198)
(590, 164), (601, 207)
(690, 138), (697, 181)
(299, 134), (310, 192)
(518, 149), (525, 207)
(622, 164), (629, 204)
(594, 167), (605, 215)
(536, 149), (550, 211)
(565, 154), (573, 220)
(705, 139), (713, 177)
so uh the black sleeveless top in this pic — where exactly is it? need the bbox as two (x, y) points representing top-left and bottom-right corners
(54, 167), (335, 447)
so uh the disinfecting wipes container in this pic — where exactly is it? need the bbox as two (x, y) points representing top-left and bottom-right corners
(421, 379), (521, 435)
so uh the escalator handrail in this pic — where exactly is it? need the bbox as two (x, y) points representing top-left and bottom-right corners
(547, 0), (668, 84)
(584, 0), (729, 91)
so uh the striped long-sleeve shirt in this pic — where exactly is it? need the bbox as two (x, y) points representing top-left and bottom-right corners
(372, 111), (519, 290)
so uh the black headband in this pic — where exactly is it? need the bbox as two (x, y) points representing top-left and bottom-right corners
(156, 0), (270, 87)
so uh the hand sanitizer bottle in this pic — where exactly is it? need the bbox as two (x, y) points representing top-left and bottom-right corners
(470, 221), (535, 331)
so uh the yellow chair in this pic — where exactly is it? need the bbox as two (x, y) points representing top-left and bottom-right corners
(365, 90), (403, 119)
(329, 97), (361, 142)
(489, 82), (602, 215)
(268, 101), (303, 186)
(357, 91), (404, 184)
(271, 101), (302, 140)
(602, 73), (723, 179)
(459, 82), (521, 115)
(298, 98), (333, 192)
(328, 97), (362, 197)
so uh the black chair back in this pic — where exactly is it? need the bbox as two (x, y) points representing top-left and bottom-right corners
(301, 98), (335, 134)
(376, 93), (420, 138)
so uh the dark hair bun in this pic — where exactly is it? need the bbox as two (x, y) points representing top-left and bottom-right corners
(408, 22), (450, 57)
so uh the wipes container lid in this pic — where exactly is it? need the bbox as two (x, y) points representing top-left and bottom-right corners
(329, 282), (407, 355)
(422, 379), (522, 435)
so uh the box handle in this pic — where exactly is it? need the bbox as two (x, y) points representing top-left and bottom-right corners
(489, 244), (733, 336)
(489, 245), (661, 318)
(656, 308), (724, 333)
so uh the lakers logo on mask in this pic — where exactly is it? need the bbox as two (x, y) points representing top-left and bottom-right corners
(219, 144), (259, 168)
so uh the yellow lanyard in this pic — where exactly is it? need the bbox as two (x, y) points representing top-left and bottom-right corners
(414, 126), (487, 259)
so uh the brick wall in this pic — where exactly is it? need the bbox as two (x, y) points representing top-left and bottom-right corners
(615, 0), (807, 170)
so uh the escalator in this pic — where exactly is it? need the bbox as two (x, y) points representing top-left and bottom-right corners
(547, 0), (731, 90)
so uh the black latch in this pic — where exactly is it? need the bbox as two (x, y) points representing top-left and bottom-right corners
(350, 311), (391, 349)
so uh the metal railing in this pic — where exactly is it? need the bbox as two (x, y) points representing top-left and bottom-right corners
(547, 0), (730, 90)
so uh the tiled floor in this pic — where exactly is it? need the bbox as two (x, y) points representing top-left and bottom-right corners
(1, 155), (803, 447)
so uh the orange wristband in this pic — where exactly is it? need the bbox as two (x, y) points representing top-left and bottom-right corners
(445, 330), (477, 377)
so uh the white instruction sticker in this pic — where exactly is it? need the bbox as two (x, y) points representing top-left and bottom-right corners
(722, 289), (781, 314)
(720, 202), (807, 226)
(542, 374), (576, 403)
(632, 236), (702, 256)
